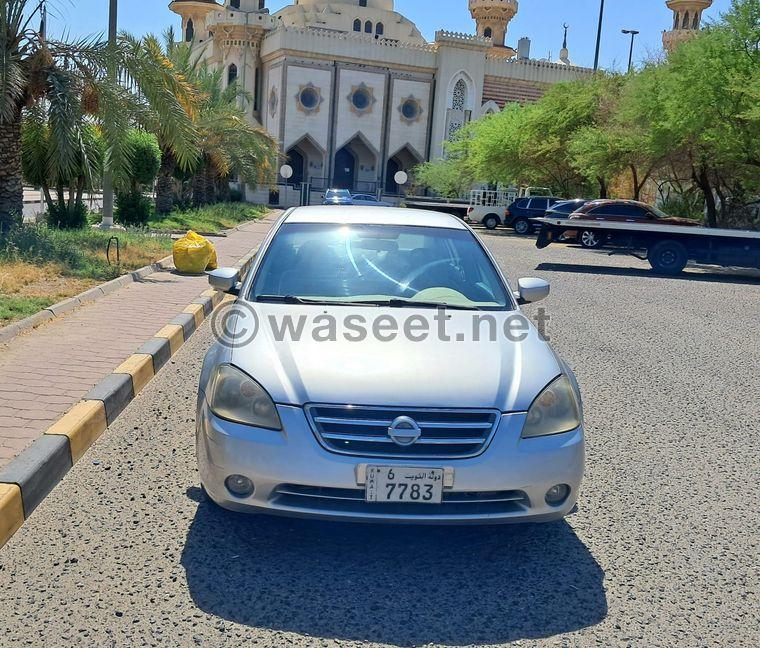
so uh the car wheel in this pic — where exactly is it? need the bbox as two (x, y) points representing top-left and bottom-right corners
(649, 240), (688, 274)
(483, 215), (499, 230)
(513, 218), (532, 236)
(579, 230), (605, 249)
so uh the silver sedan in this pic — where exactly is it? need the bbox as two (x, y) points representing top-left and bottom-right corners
(200, 206), (585, 524)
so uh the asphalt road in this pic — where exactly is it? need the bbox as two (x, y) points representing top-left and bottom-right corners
(1, 230), (758, 646)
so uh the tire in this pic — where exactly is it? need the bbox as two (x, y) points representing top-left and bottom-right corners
(483, 215), (499, 230)
(513, 218), (532, 236)
(648, 240), (688, 275)
(579, 229), (605, 249)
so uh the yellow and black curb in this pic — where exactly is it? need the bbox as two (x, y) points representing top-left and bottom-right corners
(0, 250), (257, 549)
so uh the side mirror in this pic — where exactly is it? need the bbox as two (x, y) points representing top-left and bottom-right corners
(514, 277), (550, 305)
(206, 267), (240, 295)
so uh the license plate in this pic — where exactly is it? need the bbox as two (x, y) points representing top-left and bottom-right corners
(365, 466), (444, 504)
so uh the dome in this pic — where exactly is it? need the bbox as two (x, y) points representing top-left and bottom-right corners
(294, 0), (394, 10)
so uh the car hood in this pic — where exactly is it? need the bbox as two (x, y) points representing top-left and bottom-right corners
(223, 304), (562, 412)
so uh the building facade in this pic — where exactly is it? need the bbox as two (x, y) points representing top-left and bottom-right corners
(169, 0), (591, 198)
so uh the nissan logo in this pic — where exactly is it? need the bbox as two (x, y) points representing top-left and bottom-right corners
(387, 416), (422, 447)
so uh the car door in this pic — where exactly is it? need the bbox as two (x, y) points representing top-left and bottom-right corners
(527, 198), (549, 218)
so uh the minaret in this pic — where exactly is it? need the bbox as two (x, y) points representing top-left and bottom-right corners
(662, 0), (713, 52)
(468, 0), (518, 48)
(558, 23), (570, 64)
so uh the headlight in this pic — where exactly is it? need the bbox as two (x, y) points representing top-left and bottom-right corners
(522, 375), (582, 438)
(207, 364), (282, 430)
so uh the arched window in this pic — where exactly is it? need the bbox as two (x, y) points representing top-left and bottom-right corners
(185, 18), (194, 42)
(227, 64), (238, 86)
(353, 18), (361, 32)
(452, 79), (467, 111)
(375, 22), (384, 36)
(483, 27), (492, 39)
(692, 12), (700, 28)
(682, 12), (690, 29)
(364, 20), (372, 34)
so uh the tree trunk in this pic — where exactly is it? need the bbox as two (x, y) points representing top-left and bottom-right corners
(192, 167), (206, 207)
(155, 149), (176, 215)
(0, 108), (24, 235)
(693, 166), (718, 228)
(630, 165), (640, 201)
(597, 177), (608, 199)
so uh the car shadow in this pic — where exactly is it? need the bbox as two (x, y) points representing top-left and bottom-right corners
(535, 261), (760, 285)
(181, 491), (607, 645)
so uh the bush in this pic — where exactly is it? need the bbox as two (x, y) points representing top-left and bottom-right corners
(46, 201), (89, 229)
(125, 130), (161, 188)
(115, 190), (154, 226)
(229, 188), (243, 203)
(659, 193), (705, 221)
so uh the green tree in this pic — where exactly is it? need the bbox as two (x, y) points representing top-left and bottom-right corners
(629, 0), (760, 226)
(0, 1), (199, 233)
(20, 108), (104, 228)
(115, 129), (161, 226)
(464, 76), (623, 196)
(412, 155), (475, 199)
(154, 32), (277, 213)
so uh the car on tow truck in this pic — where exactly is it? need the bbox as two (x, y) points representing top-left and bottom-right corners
(200, 206), (585, 525)
(566, 199), (700, 248)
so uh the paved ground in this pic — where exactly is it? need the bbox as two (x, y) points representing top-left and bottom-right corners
(0, 215), (277, 468)
(1, 226), (758, 646)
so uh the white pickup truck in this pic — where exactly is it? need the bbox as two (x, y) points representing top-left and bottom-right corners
(465, 190), (516, 229)
(536, 217), (760, 274)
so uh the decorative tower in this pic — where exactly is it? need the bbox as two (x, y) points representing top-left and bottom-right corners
(468, 0), (519, 48)
(662, 0), (713, 52)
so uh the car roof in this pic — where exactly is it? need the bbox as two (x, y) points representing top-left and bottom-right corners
(285, 206), (468, 230)
(583, 199), (651, 208)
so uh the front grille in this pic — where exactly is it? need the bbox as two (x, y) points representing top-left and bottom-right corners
(305, 405), (500, 459)
(272, 484), (529, 517)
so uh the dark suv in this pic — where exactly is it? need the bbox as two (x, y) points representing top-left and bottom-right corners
(505, 196), (563, 235)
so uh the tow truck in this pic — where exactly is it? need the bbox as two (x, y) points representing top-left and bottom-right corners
(536, 217), (760, 274)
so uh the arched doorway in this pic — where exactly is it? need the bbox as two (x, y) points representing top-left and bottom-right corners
(334, 147), (356, 190)
(287, 149), (305, 186)
(385, 146), (422, 194)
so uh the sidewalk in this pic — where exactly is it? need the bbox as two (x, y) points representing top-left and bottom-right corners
(0, 213), (278, 469)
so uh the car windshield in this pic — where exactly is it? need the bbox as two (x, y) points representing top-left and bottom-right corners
(649, 205), (670, 219)
(551, 201), (583, 214)
(325, 189), (351, 199)
(251, 223), (511, 310)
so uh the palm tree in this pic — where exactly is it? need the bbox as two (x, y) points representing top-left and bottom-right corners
(0, 1), (199, 232)
(155, 32), (277, 213)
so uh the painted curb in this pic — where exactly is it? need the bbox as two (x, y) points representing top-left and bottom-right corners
(0, 248), (259, 549)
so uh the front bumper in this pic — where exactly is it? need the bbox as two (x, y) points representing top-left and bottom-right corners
(196, 401), (585, 525)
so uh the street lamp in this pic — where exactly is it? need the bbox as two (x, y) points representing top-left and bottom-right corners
(98, 0), (118, 229)
(593, 0), (605, 71)
(622, 29), (640, 73)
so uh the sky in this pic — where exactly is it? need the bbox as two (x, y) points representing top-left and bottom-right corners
(44, 0), (733, 71)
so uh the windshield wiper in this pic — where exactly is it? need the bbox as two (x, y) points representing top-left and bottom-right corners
(255, 295), (340, 305)
(352, 298), (482, 311)
(256, 295), (484, 310)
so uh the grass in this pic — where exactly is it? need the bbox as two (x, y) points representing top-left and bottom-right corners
(0, 226), (172, 327)
(0, 202), (269, 327)
(148, 203), (267, 234)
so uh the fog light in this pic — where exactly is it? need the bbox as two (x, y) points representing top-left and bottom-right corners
(545, 484), (570, 506)
(225, 474), (254, 498)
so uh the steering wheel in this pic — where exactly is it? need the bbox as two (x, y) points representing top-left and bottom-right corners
(400, 259), (457, 290)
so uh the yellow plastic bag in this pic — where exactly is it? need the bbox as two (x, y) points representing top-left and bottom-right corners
(173, 231), (218, 274)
